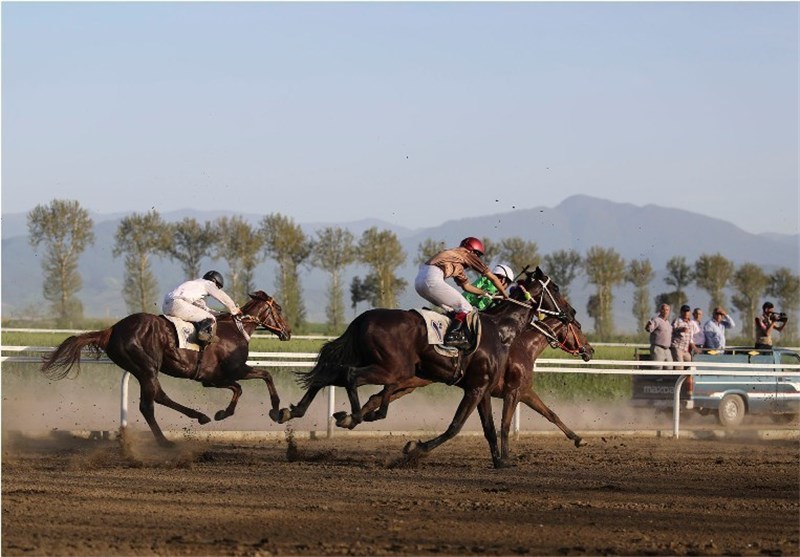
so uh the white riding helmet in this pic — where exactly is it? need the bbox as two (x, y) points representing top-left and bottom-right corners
(492, 264), (515, 283)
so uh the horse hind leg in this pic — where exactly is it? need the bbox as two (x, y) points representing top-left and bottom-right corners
(520, 390), (585, 447)
(137, 377), (212, 447)
(274, 384), (323, 424)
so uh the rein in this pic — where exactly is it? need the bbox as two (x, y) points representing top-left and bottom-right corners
(489, 275), (570, 322)
(236, 298), (286, 340)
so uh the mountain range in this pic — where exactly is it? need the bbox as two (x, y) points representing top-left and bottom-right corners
(3, 195), (798, 333)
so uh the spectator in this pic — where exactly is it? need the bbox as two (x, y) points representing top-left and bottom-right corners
(754, 301), (787, 349)
(645, 303), (673, 368)
(703, 307), (735, 349)
(691, 308), (705, 351)
(671, 305), (695, 367)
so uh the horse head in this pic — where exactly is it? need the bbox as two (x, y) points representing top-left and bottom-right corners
(241, 291), (292, 341)
(514, 266), (576, 324)
(533, 315), (594, 362)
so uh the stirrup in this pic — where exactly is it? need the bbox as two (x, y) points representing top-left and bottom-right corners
(444, 328), (470, 349)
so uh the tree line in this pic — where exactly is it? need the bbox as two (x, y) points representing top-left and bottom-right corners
(27, 199), (800, 342)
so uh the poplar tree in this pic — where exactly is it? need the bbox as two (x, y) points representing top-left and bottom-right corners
(664, 256), (694, 307)
(767, 268), (800, 343)
(626, 258), (654, 332)
(260, 213), (312, 332)
(496, 237), (540, 275)
(583, 246), (626, 339)
(113, 210), (171, 313)
(27, 199), (95, 327)
(542, 249), (582, 299)
(165, 218), (215, 279)
(215, 216), (264, 305)
(311, 227), (357, 333)
(694, 253), (734, 311)
(357, 227), (407, 308)
(730, 263), (769, 340)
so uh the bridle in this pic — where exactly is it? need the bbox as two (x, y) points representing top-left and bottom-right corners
(234, 297), (288, 341)
(492, 274), (572, 324)
(530, 319), (585, 356)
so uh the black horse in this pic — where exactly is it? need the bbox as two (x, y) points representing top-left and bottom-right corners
(41, 291), (291, 446)
(275, 267), (575, 467)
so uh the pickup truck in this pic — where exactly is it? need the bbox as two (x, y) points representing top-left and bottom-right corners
(630, 347), (800, 427)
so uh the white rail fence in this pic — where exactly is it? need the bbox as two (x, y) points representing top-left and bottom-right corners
(3, 345), (798, 439)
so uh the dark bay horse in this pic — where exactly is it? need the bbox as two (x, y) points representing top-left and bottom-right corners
(356, 315), (594, 459)
(274, 267), (575, 468)
(41, 291), (291, 446)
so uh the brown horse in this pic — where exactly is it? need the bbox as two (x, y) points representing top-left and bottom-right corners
(275, 267), (576, 468)
(356, 315), (594, 459)
(41, 291), (291, 446)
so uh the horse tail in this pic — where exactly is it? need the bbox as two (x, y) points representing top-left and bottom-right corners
(40, 328), (113, 380)
(296, 320), (361, 389)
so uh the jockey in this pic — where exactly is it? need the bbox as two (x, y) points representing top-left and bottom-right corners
(414, 237), (509, 348)
(463, 264), (515, 311)
(162, 270), (242, 344)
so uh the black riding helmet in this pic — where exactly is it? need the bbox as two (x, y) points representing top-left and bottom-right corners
(203, 270), (224, 289)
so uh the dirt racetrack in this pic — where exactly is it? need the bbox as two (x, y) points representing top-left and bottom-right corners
(2, 429), (798, 557)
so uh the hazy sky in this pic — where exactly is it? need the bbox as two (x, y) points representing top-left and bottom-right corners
(2, 2), (798, 235)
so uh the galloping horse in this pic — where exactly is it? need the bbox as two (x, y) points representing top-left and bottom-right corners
(275, 267), (575, 467)
(355, 315), (594, 459)
(41, 291), (291, 446)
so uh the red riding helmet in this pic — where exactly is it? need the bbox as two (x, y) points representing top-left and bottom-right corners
(459, 237), (485, 256)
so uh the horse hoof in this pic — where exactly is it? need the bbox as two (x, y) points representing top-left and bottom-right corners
(574, 437), (586, 448)
(332, 411), (347, 421)
(403, 440), (419, 455)
(335, 415), (352, 429)
(275, 408), (292, 424)
(494, 458), (517, 469)
(214, 410), (229, 421)
(198, 415), (211, 425)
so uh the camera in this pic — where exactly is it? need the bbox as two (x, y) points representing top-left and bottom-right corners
(770, 312), (788, 322)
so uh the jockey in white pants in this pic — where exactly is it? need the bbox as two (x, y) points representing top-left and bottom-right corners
(162, 270), (241, 344)
(414, 237), (509, 347)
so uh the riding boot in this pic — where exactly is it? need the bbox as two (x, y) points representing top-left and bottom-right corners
(444, 318), (470, 349)
(196, 318), (219, 345)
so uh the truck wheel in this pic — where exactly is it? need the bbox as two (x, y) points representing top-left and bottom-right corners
(717, 395), (746, 427)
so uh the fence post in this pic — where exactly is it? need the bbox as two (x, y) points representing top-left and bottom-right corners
(672, 374), (689, 438)
(120, 371), (130, 433)
(327, 386), (335, 438)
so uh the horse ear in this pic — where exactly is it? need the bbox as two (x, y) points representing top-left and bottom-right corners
(249, 291), (267, 300)
(534, 266), (545, 279)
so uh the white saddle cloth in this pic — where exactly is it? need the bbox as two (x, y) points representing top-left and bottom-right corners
(163, 315), (202, 351)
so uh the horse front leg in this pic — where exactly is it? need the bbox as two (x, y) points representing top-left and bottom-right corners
(477, 392), (505, 468)
(236, 367), (282, 423)
(500, 389), (521, 461)
(208, 381), (242, 421)
(520, 390), (585, 447)
(402, 386), (484, 465)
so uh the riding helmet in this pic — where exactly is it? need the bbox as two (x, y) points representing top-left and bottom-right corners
(492, 264), (515, 283)
(203, 270), (224, 289)
(460, 237), (485, 257)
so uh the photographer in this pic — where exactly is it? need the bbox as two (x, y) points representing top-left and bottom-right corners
(754, 301), (788, 349)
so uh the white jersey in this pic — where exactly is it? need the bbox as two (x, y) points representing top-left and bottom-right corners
(164, 278), (239, 314)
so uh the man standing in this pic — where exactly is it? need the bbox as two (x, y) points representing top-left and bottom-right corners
(691, 307), (705, 351)
(645, 303), (673, 368)
(671, 305), (695, 368)
(703, 307), (736, 349)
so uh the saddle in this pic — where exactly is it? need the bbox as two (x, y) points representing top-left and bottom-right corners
(162, 315), (202, 352)
(412, 308), (481, 357)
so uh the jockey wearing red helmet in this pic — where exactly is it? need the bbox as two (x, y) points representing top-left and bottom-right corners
(414, 237), (509, 348)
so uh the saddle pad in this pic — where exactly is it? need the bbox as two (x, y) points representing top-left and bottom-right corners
(411, 308), (482, 357)
(163, 315), (202, 352)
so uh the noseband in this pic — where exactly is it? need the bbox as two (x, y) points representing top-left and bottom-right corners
(530, 320), (585, 356)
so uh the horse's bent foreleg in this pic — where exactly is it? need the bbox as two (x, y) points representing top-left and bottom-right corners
(520, 390), (584, 447)
(209, 382), (243, 421)
(238, 367), (282, 422)
(403, 386), (484, 463)
(274, 385), (323, 423)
